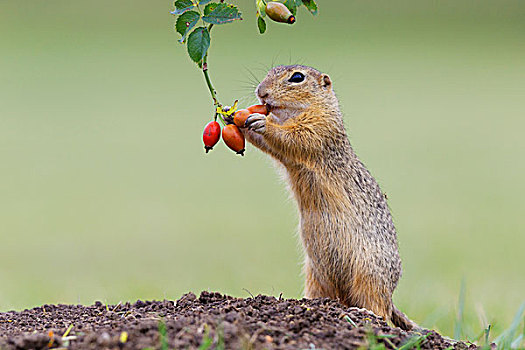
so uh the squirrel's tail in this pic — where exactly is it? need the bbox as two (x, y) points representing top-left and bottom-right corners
(391, 306), (419, 331)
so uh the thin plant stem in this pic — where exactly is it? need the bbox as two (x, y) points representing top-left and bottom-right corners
(201, 23), (224, 123)
(202, 59), (218, 106)
(192, 1), (218, 108)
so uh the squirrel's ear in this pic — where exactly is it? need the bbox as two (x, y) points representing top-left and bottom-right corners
(321, 74), (332, 90)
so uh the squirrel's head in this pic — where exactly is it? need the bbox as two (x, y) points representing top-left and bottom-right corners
(256, 65), (337, 123)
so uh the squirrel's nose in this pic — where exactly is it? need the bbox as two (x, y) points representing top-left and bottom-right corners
(256, 85), (269, 100)
(257, 89), (269, 99)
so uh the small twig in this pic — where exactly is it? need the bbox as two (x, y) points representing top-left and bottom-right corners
(62, 336), (78, 341)
(112, 301), (122, 313)
(242, 288), (255, 298)
(62, 324), (74, 338)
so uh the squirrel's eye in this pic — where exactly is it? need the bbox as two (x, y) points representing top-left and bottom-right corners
(288, 72), (305, 83)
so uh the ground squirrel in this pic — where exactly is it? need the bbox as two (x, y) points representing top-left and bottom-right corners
(242, 65), (416, 330)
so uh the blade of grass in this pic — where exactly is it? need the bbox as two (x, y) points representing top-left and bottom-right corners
(216, 324), (225, 350)
(484, 324), (491, 346)
(510, 334), (523, 349)
(494, 302), (525, 349)
(198, 324), (213, 350)
(398, 333), (431, 350)
(159, 320), (169, 350)
(453, 278), (466, 340)
(344, 315), (357, 327)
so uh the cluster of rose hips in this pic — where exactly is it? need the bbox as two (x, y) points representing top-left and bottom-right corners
(203, 104), (268, 156)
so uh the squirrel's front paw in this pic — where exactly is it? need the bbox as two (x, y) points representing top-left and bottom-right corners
(245, 113), (267, 134)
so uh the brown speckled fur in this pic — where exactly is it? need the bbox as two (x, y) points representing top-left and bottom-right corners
(242, 65), (416, 331)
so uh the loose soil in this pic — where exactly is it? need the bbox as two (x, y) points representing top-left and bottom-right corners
(0, 291), (480, 349)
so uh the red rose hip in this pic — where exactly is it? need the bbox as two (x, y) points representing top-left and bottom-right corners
(233, 109), (251, 127)
(247, 104), (269, 115)
(222, 124), (245, 156)
(203, 121), (221, 153)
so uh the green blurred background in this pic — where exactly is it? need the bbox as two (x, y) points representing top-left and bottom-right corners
(1, 0), (524, 340)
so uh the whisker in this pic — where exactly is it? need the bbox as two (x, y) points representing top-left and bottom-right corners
(231, 87), (258, 95)
(240, 69), (259, 83)
(232, 80), (258, 91)
(252, 63), (270, 74)
(236, 94), (259, 106)
(231, 90), (256, 96)
(233, 78), (258, 86)
(243, 67), (261, 84)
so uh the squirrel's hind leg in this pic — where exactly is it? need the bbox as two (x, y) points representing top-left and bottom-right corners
(303, 261), (334, 300)
(342, 274), (395, 325)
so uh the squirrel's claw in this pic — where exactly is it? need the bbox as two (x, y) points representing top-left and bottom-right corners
(245, 113), (267, 134)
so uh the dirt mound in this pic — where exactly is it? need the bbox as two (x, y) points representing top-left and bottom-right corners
(0, 291), (478, 349)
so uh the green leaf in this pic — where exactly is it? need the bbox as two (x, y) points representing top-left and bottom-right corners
(301, 0), (318, 15)
(202, 3), (242, 25)
(203, 3), (218, 15)
(175, 11), (200, 43)
(170, 0), (195, 15)
(280, 0), (297, 16)
(187, 27), (210, 67)
(257, 15), (266, 34)
(199, 0), (213, 5)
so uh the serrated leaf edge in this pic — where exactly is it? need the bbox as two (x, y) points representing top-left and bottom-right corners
(186, 27), (211, 67)
(175, 11), (201, 43)
(201, 3), (243, 25)
(170, 6), (195, 16)
(170, 0), (195, 15)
